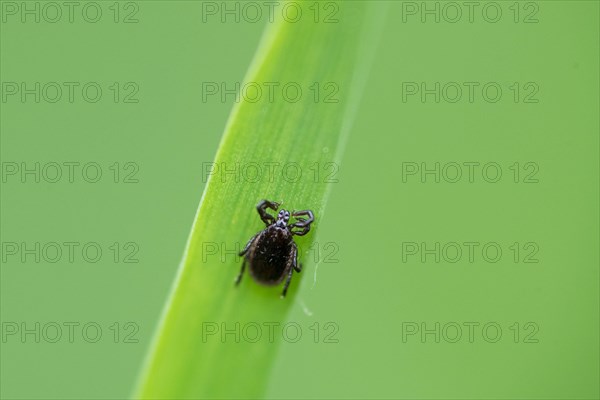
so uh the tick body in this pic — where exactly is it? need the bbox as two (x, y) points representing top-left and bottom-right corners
(236, 199), (314, 298)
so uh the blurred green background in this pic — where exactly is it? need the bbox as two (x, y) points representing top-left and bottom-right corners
(1, 1), (598, 399)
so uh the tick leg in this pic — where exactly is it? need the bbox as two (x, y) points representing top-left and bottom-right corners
(290, 225), (310, 236)
(281, 245), (299, 298)
(235, 257), (247, 286)
(291, 243), (301, 273)
(281, 268), (294, 298)
(291, 210), (314, 226)
(289, 210), (314, 236)
(237, 234), (260, 285)
(239, 233), (259, 256)
(257, 199), (280, 226)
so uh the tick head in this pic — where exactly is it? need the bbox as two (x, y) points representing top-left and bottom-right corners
(276, 209), (290, 227)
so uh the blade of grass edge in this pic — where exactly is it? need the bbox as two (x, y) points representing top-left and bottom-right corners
(135, 2), (388, 398)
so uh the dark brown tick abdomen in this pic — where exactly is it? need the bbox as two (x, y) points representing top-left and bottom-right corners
(248, 226), (293, 285)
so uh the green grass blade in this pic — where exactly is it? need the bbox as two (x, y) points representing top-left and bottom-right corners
(136, 2), (386, 398)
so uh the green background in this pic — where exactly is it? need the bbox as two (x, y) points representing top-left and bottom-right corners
(1, 1), (598, 399)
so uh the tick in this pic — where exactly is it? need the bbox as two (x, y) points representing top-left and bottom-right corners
(236, 199), (314, 298)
